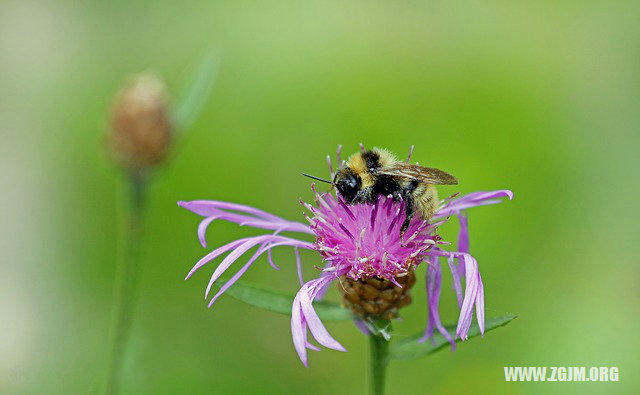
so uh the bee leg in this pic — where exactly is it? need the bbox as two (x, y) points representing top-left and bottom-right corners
(354, 187), (376, 204)
(400, 193), (414, 235)
(400, 181), (419, 235)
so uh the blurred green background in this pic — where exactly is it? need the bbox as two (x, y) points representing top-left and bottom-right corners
(1, 1), (639, 394)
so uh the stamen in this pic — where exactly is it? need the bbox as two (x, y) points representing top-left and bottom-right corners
(403, 230), (420, 245)
(336, 275), (349, 293)
(302, 202), (325, 218)
(338, 220), (355, 240)
(355, 227), (366, 255)
(356, 227), (366, 254)
(359, 142), (365, 153)
(389, 277), (402, 288)
(312, 215), (340, 236)
(387, 208), (401, 233)
(370, 202), (379, 232)
(316, 218), (341, 235)
(326, 155), (334, 180)
(384, 195), (394, 216)
(405, 145), (414, 163)
(322, 193), (339, 210)
(316, 193), (331, 211)
(311, 183), (319, 197)
(336, 144), (343, 168)
(429, 218), (448, 228)
(338, 198), (356, 221)
(387, 200), (405, 233)
(321, 256), (339, 261)
(317, 245), (339, 253)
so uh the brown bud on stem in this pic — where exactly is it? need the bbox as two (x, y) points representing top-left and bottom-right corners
(340, 271), (416, 320)
(107, 73), (172, 170)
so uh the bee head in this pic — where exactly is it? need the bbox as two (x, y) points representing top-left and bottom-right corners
(334, 167), (361, 203)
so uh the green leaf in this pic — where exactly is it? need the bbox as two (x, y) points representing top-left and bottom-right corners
(213, 280), (353, 321)
(172, 48), (219, 133)
(389, 315), (518, 360)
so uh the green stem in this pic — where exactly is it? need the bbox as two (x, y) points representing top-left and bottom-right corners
(105, 171), (147, 395)
(369, 331), (390, 395)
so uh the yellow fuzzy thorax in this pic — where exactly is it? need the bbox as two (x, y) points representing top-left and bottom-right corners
(346, 147), (398, 188)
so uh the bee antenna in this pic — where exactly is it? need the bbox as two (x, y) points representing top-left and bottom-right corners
(301, 173), (332, 184)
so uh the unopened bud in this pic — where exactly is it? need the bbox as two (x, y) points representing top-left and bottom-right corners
(108, 72), (172, 170)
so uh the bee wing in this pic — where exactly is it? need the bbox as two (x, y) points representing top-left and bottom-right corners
(378, 163), (458, 185)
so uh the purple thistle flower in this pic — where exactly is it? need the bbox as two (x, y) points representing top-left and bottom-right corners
(179, 147), (512, 366)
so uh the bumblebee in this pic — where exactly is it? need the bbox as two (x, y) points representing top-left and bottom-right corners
(305, 147), (458, 233)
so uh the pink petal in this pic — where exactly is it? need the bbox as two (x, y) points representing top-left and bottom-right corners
(447, 254), (463, 308)
(455, 254), (479, 339)
(475, 272), (485, 336)
(433, 190), (513, 219)
(179, 200), (313, 235)
(353, 319), (369, 335)
(179, 200), (284, 221)
(197, 216), (218, 248)
(266, 248), (280, 270)
(299, 283), (345, 352)
(290, 296), (308, 367)
(204, 236), (314, 298)
(186, 238), (252, 280)
(419, 257), (454, 347)
(295, 247), (304, 286)
(457, 212), (469, 253)
(207, 244), (269, 307)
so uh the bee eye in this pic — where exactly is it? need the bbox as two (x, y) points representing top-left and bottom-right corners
(335, 173), (360, 203)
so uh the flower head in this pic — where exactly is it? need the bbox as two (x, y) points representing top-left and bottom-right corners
(179, 145), (512, 366)
(305, 192), (436, 282)
(108, 72), (172, 170)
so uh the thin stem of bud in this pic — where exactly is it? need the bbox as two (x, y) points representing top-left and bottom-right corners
(105, 171), (147, 394)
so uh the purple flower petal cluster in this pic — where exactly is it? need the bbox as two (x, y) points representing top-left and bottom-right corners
(303, 190), (436, 284)
(179, 149), (512, 366)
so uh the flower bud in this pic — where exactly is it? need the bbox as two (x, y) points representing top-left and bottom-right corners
(108, 73), (172, 170)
